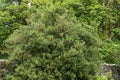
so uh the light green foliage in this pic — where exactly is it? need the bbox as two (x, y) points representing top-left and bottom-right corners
(62, 0), (120, 66)
(0, 0), (31, 54)
(3, 5), (101, 80)
(96, 71), (114, 80)
(99, 39), (120, 64)
(96, 75), (108, 80)
(96, 75), (114, 80)
(62, 0), (120, 40)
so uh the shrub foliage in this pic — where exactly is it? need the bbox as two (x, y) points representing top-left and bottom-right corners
(3, 8), (101, 80)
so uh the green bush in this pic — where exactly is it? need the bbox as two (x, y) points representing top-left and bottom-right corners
(3, 7), (101, 80)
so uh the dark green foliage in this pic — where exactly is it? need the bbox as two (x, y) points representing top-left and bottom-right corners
(3, 7), (101, 80)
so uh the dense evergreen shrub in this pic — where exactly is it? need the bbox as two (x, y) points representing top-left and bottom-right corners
(3, 8), (101, 80)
